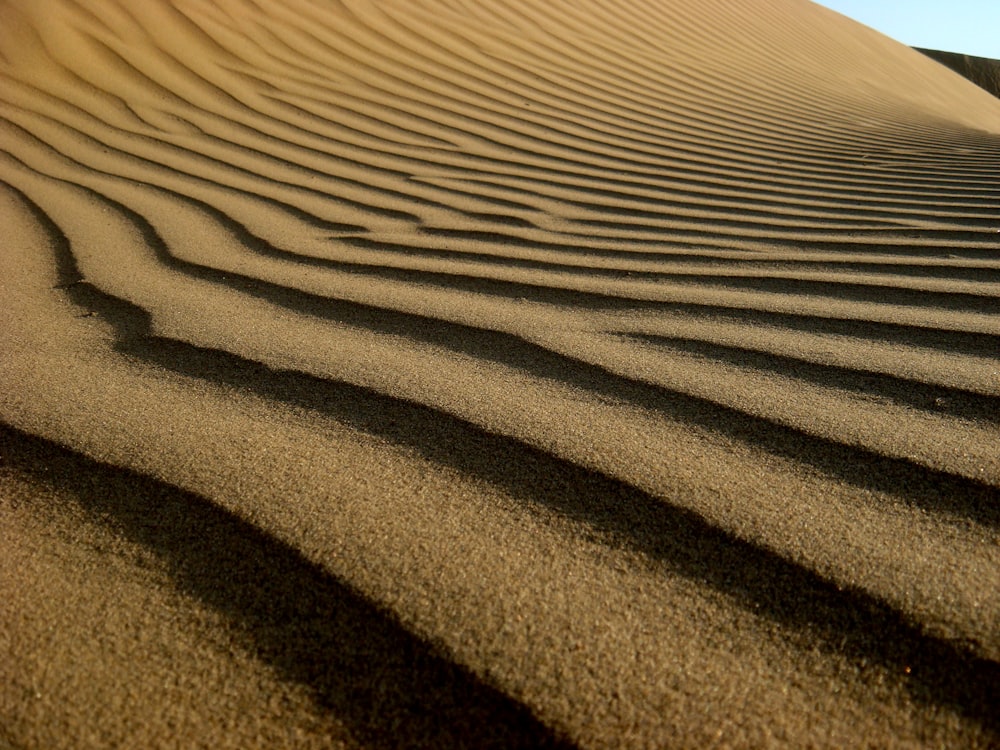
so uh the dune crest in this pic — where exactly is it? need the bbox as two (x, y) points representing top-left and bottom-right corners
(2, 0), (999, 747)
(917, 47), (1000, 100)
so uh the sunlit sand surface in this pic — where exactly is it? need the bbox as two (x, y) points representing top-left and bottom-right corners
(2, 0), (999, 746)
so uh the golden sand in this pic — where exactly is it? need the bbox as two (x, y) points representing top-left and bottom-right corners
(2, 0), (999, 746)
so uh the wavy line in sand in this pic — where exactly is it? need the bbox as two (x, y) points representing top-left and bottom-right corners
(2, 0), (999, 747)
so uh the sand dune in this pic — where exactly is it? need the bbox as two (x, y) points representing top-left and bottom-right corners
(2, 0), (999, 747)
(917, 48), (1000, 100)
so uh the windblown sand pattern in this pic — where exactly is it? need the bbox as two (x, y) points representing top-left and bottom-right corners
(2, 0), (999, 747)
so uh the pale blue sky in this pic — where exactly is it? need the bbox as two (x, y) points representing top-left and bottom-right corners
(812, 0), (1000, 59)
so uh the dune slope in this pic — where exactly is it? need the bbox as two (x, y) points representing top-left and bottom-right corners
(2, 0), (999, 747)
(917, 47), (1000, 100)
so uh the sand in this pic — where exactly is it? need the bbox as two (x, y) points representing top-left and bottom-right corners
(1, 0), (999, 747)
(917, 48), (1000, 100)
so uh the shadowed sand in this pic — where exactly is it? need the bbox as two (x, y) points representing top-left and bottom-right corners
(1, 0), (999, 747)
(917, 48), (1000, 100)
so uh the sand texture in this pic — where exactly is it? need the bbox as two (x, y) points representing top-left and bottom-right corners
(2, 0), (999, 747)
(917, 48), (1000, 100)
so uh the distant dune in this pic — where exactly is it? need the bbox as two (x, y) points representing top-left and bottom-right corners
(917, 47), (1000, 99)
(2, 0), (999, 747)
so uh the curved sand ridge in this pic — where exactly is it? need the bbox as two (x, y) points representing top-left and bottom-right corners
(2, 0), (999, 747)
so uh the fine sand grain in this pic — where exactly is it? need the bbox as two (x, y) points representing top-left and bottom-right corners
(2, 0), (999, 747)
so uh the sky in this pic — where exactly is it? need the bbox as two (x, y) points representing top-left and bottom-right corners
(812, 0), (1000, 59)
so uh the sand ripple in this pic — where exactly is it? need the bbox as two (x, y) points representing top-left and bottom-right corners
(2, 0), (999, 747)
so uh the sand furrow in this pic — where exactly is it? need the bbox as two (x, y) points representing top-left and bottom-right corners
(2, 0), (999, 747)
(2, 176), (999, 748)
(6, 146), (999, 645)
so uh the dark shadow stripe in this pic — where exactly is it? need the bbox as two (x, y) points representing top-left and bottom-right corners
(665, 272), (1000, 314)
(0, 107), (422, 224)
(457, 173), (1000, 216)
(7, 168), (997, 529)
(98, 193), (1000, 527)
(29, 256), (1000, 734)
(6, 164), (1000, 738)
(531, 251), (1000, 314)
(352, 234), (1000, 286)
(0, 424), (571, 749)
(751, 235), (1000, 257)
(626, 332), (1000, 426)
(573, 216), (1000, 245)
(13, 114), (997, 359)
(89, 320), (1000, 737)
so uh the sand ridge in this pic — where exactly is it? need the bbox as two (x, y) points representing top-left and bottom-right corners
(1, 0), (999, 747)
